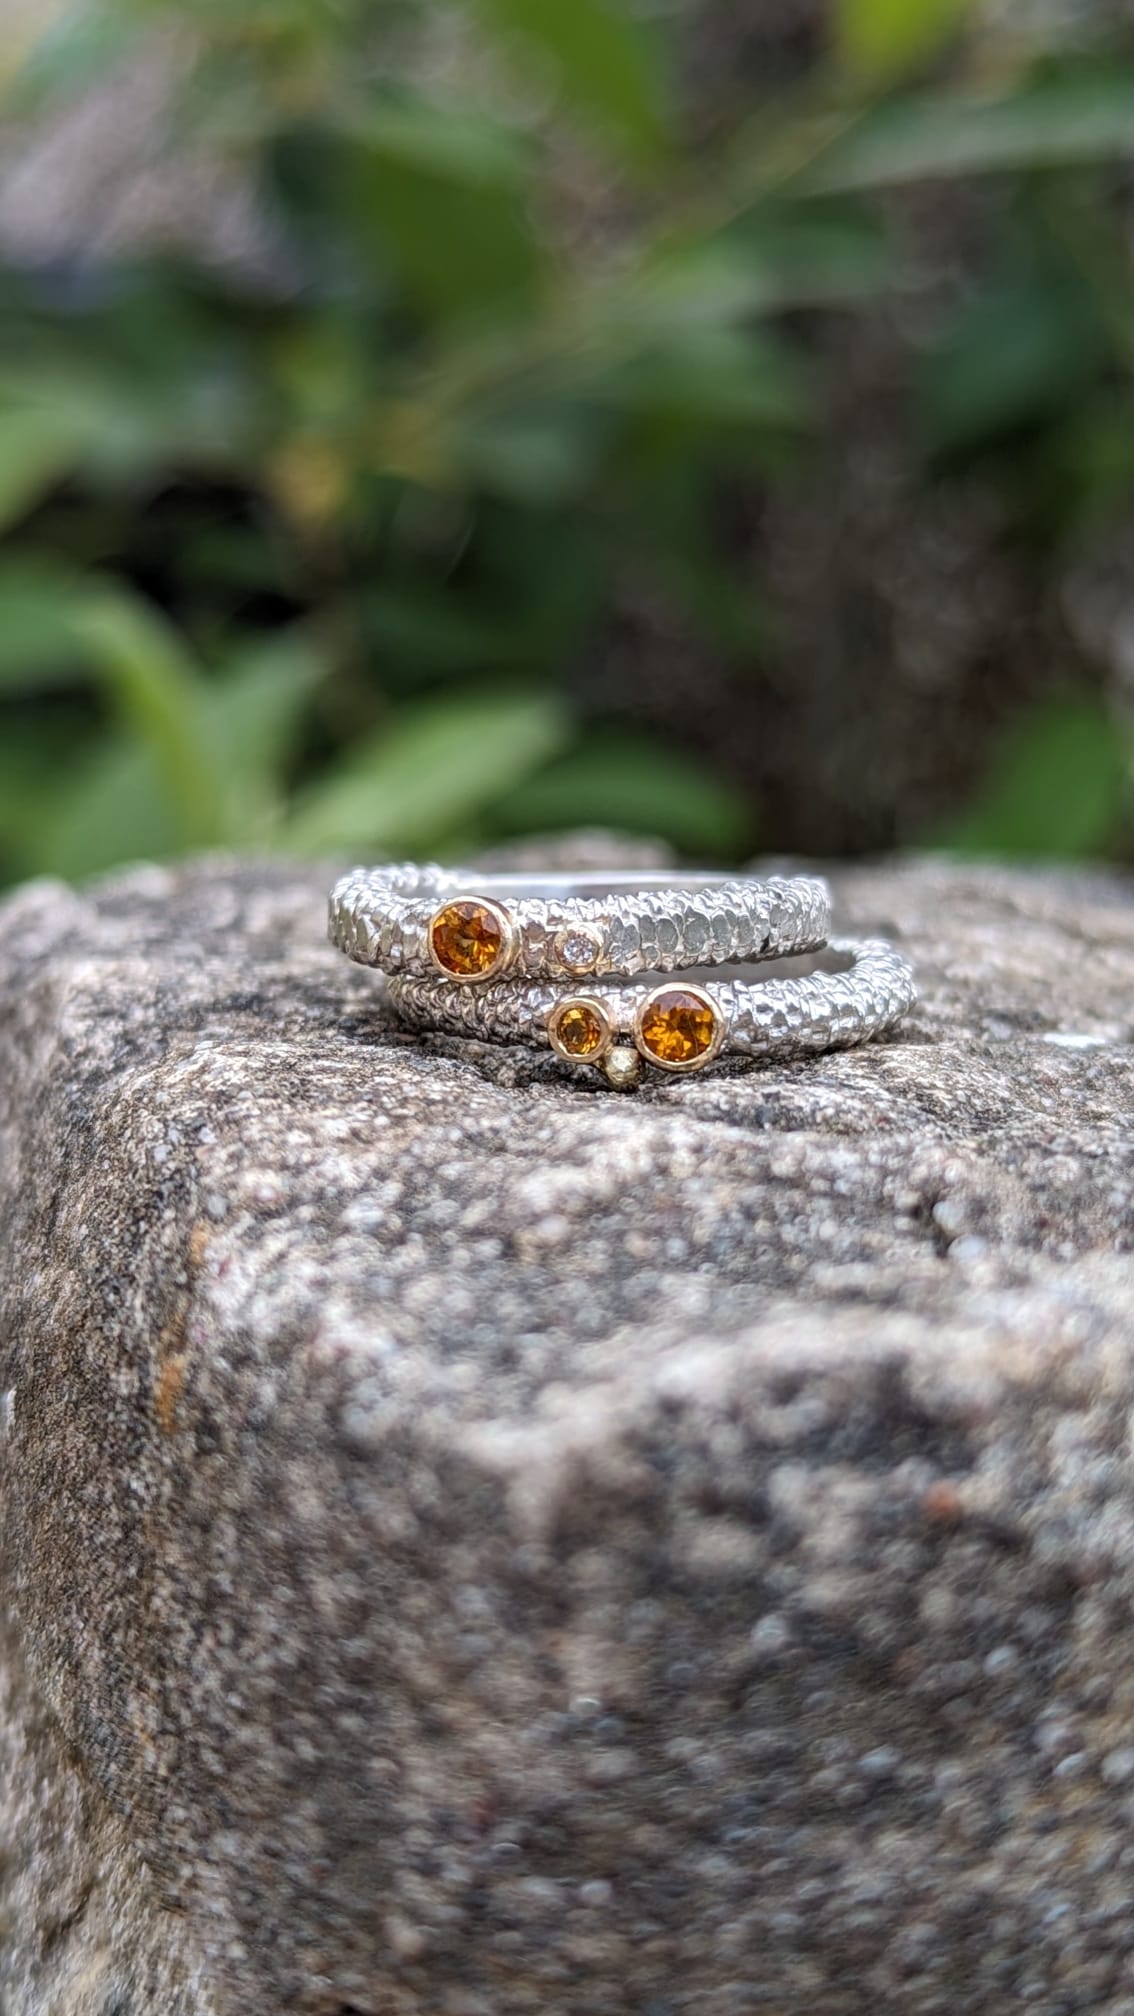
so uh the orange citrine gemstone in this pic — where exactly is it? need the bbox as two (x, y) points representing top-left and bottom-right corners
(553, 1001), (606, 1058)
(430, 901), (506, 978)
(639, 988), (717, 1067)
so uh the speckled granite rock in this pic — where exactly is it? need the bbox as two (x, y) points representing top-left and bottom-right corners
(4, 854), (1134, 2016)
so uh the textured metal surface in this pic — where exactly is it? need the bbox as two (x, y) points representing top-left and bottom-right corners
(328, 864), (832, 981)
(387, 938), (916, 1066)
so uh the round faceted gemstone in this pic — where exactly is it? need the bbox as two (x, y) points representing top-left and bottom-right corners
(638, 987), (718, 1069)
(430, 900), (507, 979)
(550, 999), (608, 1059)
(555, 925), (602, 975)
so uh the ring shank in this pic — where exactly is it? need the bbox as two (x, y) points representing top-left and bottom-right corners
(386, 938), (916, 1067)
(328, 864), (833, 983)
(422, 870), (763, 900)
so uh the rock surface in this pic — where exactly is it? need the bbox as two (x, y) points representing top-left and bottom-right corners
(3, 853), (1134, 2013)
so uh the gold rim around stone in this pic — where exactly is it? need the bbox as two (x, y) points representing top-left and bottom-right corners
(427, 898), (517, 985)
(547, 995), (615, 1065)
(552, 923), (604, 977)
(633, 983), (725, 1073)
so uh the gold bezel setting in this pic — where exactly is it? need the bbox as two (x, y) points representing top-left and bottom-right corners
(633, 983), (725, 1074)
(552, 923), (604, 977)
(378, 932), (916, 1085)
(547, 994), (615, 1065)
(427, 897), (517, 985)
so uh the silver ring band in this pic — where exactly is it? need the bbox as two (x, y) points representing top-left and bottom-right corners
(386, 939), (916, 1078)
(328, 865), (832, 985)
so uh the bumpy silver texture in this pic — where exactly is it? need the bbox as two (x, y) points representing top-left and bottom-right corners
(388, 939), (916, 1066)
(328, 864), (832, 981)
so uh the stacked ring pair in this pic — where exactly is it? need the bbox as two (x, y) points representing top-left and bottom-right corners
(328, 865), (915, 1089)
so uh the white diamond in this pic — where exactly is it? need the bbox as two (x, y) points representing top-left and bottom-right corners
(559, 929), (600, 973)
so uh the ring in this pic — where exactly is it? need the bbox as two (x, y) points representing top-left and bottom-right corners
(385, 939), (916, 1089)
(328, 865), (832, 984)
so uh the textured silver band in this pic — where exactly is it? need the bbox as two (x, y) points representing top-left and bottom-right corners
(387, 939), (916, 1070)
(328, 864), (832, 982)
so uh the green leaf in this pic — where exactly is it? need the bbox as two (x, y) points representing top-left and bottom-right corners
(471, 0), (668, 168)
(8, 5), (139, 110)
(284, 689), (570, 855)
(0, 559), (86, 689)
(28, 628), (327, 880)
(70, 591), (226, 848)
(835, 0), (974, 84)
(603, 327), (809, 430)
(919, 264), (1103, 454)
(494, 732), (753, 858)
(800, 77), (1134, 194)
(454, 399), (610, 503)
(724, 204), (894, 312)
(937, 696), (1127, 859)
(0, 361), (240, 487)
(0, 406), (84, 533)
(359, 588), (533, 679)
(351, 100), (540, 319)
(0, 720), (84, 875)
(631, 205), (888, 332)
(208, 631), (326, 842)
(33, 733), (185, 883)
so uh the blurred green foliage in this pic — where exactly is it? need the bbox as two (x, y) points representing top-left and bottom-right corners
(3, 0), (1134, 880)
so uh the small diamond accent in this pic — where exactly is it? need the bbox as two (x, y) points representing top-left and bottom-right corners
(555, 926), (602, 975)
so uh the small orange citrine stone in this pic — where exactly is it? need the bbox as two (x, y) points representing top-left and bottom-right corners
(553, 1001), (606, 1058)
(430, 901), (506, 978)
(638, 988), (717, 1067)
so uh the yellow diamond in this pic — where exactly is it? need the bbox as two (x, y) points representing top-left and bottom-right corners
(552, 1000), (606, 1058)
(430, 901), (506, 978)
(639, 988), (717, 1068)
